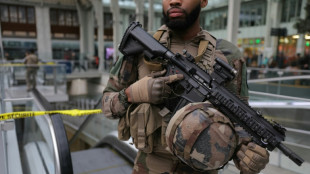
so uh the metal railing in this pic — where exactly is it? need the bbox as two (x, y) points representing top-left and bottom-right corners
(246, 74), (310, 174)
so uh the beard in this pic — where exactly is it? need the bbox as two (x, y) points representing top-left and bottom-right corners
(163, 3), (201, 32)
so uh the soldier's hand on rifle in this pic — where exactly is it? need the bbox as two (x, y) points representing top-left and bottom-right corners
(234, 142), (269, 174)
(125, 69), (183, 104)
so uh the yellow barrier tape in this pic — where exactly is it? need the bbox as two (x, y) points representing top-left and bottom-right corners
(0, 109), (103, 121)
(0, 62), (56, 67)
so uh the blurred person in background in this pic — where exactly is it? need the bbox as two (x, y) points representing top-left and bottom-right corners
(24, 49), (38, 91)
(276, 52), (286, 69)
(72, 51), (86, 72)
(299, 53), (310, 85)
(4, 52), (13, 62)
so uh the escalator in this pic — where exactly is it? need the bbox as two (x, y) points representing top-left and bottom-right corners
(71, 132), (136, 174)
(32, 89), (136, 174)
(31, 89), (73, 174)
(1, 88), (136, 174)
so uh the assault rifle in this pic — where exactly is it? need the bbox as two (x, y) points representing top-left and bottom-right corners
(118, 22), (304, 166)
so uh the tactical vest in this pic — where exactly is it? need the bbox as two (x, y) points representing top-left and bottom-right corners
(117, 27), (247, 174)
(118, 27), (221, 152)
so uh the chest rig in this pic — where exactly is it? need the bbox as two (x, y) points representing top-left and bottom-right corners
(143, 28), (217, 73)
(120, 27), (219, 153)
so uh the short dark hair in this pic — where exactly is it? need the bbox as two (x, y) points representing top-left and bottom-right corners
(28, 49), (35, 54)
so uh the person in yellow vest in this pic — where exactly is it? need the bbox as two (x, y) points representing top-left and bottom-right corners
(24, 49), (39, 91)
(102, 0), (269, 173)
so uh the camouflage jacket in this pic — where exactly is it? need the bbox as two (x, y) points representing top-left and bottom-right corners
(102, 25), (249, 119)
(102, 25), (250, 174)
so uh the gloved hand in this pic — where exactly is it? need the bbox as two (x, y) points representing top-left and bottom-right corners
(234, 142), (269, 174)
(126, 70), (183, 104)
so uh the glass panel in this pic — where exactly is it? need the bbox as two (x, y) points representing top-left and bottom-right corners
(65, 11), (72, 26)
(17, 102), (52, 173)
(281, 0), (288, 22)
(240, 0), (267, 27)
(27, 7), (35, 24)
(0, 65), (59, 173)
(296, 0), (302, 17)
(256, 7), (262, 26)
(72, 11), (79, 26)
(223, 12), (227, 28)
(9, 6), (18, 22)
(289, 0), (297, 21)
(204, 8), (228, 31)
(18, 7), (26, 23)
(0, 5), (9, 22)
(250, 9), (256, 26)
(104, 13), (112, 28)
(245, 10), (250, 26)
(50, 9), (58, 25)
(58, 11), (65, 25)
(239, 10), (244, 27)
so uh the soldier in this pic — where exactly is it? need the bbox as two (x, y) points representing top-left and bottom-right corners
(24, 49), (38, 91)
(102, 0), (269, 173)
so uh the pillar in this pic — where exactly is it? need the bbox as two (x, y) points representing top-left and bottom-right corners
(296, 0), (308, 56)
(134, 0), (144, 26)
(76, 2), (95, 64)
(148, 0), (154, 32)
(91, 0), (104, 71)
(227, 0), (241, 45)
(264, 0), (282, 58)
(110, 0), (120, 63)
(0, 22), (4, 60)
(123, 14), (130, 33)
(35, 6), (52, 60)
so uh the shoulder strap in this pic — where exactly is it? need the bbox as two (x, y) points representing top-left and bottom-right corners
(142, 30), (166, 71)
(194, 31), (217, 72)
(153, 29), (212, 64)
(145, 30), (217, 71)
(194, 40), (209, 62)
(195, 31), (217, 63)
(153, 30), (165, 41)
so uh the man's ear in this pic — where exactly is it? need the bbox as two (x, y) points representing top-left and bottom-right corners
(201, 0), (208, 8)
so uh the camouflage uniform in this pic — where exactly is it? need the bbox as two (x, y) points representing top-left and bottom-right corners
(102, 25), (249, 174)
(24, 53), (39, 90)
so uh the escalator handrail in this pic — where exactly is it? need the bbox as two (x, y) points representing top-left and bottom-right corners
(32, 88), (73, 174)
(249, 91), (310, 102)
(248, 75), (310, 83)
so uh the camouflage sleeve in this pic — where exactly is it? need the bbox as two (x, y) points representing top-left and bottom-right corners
(102, 56), (138, 119)
(214, 39), (249, 101)
(214, 39), (251, 144)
